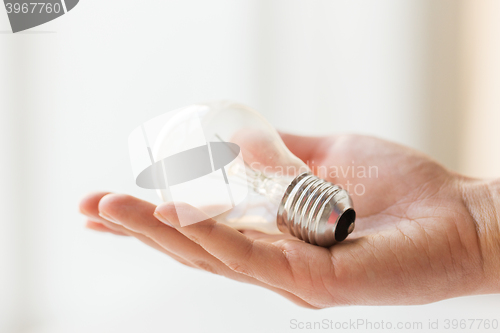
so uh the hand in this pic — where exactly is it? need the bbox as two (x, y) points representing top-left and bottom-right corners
(79, 133), (500, 308)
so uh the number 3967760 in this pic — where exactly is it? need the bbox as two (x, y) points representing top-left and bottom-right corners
(5, 2), (62, 14)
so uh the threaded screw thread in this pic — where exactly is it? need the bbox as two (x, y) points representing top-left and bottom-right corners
(277, 173), (355, 247)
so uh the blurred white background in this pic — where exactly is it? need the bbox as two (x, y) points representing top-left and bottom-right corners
(1, 0), (499, 332)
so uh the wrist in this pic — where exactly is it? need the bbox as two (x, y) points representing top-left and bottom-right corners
(461, 178), (500, 294)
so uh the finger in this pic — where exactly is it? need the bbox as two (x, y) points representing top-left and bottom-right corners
(154, 202), (296, 291)
(279, 132), (330, 163)
(97, 194), (322, 307)
(99, 211), (316, 309)
(80, 192), (194, 268)
(97, 194), (250, 277)
(97, 194), (317, 307)
(85, 220), (129, 236)
(241, 229), (297, 242)
(79, 191), (112, 223)
(95, 216), (196, 269)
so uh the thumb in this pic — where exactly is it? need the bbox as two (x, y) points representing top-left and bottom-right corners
(278, 131), (330, 163)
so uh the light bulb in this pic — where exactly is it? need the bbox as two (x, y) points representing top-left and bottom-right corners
(130, 101), (356, 247)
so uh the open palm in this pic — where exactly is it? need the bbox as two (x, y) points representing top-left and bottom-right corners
(80, 133), (493, 308)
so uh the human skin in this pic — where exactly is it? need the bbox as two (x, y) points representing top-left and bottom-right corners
(79, 133), (500, 309)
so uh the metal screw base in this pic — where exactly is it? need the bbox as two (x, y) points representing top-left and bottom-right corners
(277, 173), (356, 247)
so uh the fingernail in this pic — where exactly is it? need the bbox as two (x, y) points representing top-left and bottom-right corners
(154, 211), (176, 228)
(99, 212), (121, 225)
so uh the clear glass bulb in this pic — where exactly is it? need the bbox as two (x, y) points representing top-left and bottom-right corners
(134, 101), (355, 246)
